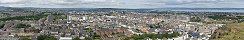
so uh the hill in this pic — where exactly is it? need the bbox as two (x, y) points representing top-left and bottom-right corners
(211, 22), (244, 40)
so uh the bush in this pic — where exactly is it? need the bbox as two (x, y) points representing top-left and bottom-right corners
(72, 37), (81, 40)
(37, 35), (57, 40)
(128, 32), (181, 40)
(190, 17), (202, 22)
(16, 24), (31, 28)
(0, 24), (4, 29)
(21, 37), (31, 40)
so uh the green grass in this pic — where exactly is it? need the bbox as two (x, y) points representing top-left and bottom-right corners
(214, 22), (244, 40)
(0, 14), (48, 21)
(0, 12), (64, 21)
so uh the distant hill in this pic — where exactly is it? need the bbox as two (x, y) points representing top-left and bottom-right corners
(85, 8), (151, 11)
(0, 6), (25, 11)
(153, 8), (244, 10)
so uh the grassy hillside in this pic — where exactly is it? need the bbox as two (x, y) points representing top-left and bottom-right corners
(212, 22), (244, 40)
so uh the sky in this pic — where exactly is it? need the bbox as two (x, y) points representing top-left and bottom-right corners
(0, 0), (244, 8)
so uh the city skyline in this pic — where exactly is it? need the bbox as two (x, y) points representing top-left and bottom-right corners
(1, 0), (244, 40)
(0, 0), (244, 8)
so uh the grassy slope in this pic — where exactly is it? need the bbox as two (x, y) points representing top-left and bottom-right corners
(215, 22), (244, 40)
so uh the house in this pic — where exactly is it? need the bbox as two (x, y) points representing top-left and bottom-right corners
(0, 35), (19, 40)
(59, 37), (72, 40)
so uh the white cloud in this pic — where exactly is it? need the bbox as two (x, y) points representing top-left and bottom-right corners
(82, 0), (115, 2)
(0, 0), (27, 4)
(0, 0), (243, 8)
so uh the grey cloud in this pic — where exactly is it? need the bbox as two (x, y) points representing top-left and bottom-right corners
(0, 0), (244, 8)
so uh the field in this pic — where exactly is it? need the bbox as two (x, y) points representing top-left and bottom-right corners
(213, 22), (244, 40)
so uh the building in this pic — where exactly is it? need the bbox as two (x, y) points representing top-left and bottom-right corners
(59, 37), (72, 40)
(0, 31), (10, 35)
(0, 35), (19, 40)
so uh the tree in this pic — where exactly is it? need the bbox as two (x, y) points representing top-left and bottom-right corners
(21, 37), (31, 40)
(190, 17), (202, 22)
(84, 37), (92, 40)
(0, 24), (4, 29)
(126, 32), (181, 39)
(16, 23), (31, 28)
(37, 35), (47, 40)
(44, 36), (57, 40)
(0, 13), (48, 21)
(37, 35), (57, 40)
(72, 37), (81, 40)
